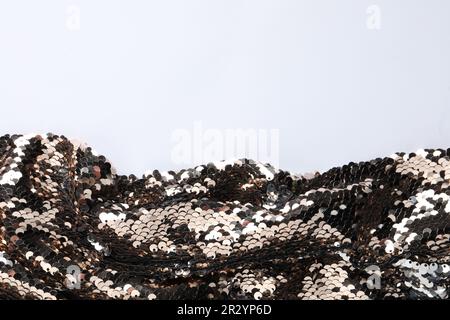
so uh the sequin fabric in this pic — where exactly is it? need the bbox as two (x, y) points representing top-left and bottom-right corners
(0, 133), (449, 300)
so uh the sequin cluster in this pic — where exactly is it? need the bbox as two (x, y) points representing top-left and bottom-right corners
(0, 134), (450, 300)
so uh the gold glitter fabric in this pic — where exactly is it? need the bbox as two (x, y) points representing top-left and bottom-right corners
(0, 133), (450, 300)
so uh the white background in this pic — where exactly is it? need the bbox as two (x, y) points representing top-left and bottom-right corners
(1, 0), (449, 175)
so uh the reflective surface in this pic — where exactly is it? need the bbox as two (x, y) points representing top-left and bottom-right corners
(0, 134), (450, 299)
